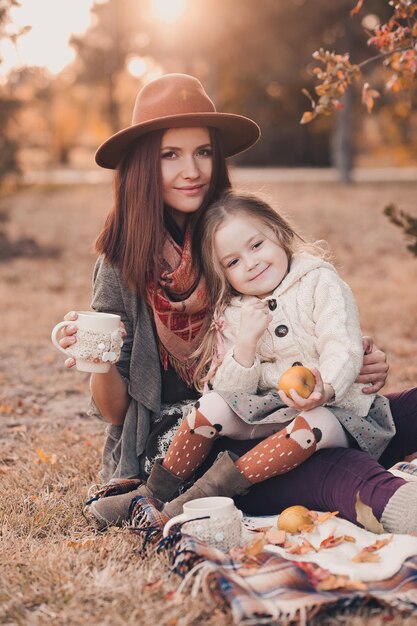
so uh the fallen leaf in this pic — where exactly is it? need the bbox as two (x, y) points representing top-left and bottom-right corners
(352, 536), (392, 562)
(315, 511), (339, 524)
(265, 528), (286, 545)
(355, 492), (385, 534)
(320, 535), (346, 549)
(244, 534), (267, 558)
(143, 579), (164, 591)
(34, 448), (58, 465)
(286, 538), (318, 555)
(317, 573), (367, 591)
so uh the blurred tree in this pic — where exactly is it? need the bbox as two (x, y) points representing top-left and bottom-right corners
(145, 0), (391, 168)
(70, 0), (150, 134)
(302, 0), (417, 252)
(67, 0), (414, 169)
(0, 0), (26, 185)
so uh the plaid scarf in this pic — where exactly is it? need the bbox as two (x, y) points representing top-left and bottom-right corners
(147, 226), (209, 386)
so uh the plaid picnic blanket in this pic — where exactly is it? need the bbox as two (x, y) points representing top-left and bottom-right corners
(166, 533), (417, 626)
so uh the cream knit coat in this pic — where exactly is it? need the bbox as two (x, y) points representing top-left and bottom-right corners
(212, 252), (374, 418)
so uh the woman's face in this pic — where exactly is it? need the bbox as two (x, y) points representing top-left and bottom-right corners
(161, 127), (213, 228)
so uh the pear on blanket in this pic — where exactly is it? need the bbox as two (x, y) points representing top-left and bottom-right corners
(277, 505), (311, 534)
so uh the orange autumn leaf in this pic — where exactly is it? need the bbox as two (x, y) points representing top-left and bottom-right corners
(244, 534), (267, 558)
(34, 448), (58, 465)
(350, 0), (364, 17)
(286, 538), (318, 555)
(362, 82), (380, 113)
(143, 579), (164, 592)
(355, 492), (385, 534)
(320, 534), (356, 549)
(300, 111), (315, 125)
(299, 510), (339, 533)
(352, 536), (392, 562)
(317, 574), (367, 591)
(265, 528), (286, 545)
(352, 551), (381, 563)
(315, 511), (339, 524)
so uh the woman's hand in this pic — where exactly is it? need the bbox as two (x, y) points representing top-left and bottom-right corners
(58, 311), (79, 369)
(356, 336), (389, 394)
(58, 310), (127, 370)
(278, 367), (334, 411)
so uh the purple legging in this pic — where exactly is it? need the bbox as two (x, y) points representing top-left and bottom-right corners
(198, 388), (417, 524)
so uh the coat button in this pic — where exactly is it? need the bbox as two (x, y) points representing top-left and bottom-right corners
(267, 299), (277, 311)
(275, 324), (288, 337)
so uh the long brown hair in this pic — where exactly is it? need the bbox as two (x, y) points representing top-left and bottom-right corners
(95, 127), (231, 298)
(192, 191), (308, 389)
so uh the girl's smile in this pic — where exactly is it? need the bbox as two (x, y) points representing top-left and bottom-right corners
(214, 214), (289, 298)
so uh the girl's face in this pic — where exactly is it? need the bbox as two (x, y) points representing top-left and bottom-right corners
(161, 127), (213, 228)
(214, 214), (289, 298)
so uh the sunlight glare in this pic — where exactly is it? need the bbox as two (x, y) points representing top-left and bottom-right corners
(127, 56), (148, 77)
(0, 0), (95, 76)
(150, 0), (187, 23)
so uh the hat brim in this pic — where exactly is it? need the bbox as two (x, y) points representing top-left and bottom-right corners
(94, 112), (260, 169)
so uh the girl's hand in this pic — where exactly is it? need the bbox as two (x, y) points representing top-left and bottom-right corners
(233, 299), (272, 368)
(238, 299), (272, 345)
(356, 336), (388, 393)
(278, 367), (334, 411)
(58, 311), (126, 370)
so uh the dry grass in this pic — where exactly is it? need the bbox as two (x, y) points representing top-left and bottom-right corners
(1, 172), (417, 625)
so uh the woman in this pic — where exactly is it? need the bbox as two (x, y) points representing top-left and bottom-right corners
(58, 73), (417, 533)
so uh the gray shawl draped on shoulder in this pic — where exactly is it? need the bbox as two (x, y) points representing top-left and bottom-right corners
(88, 256), (162, 482)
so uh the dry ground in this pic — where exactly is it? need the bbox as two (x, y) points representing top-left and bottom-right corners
(1, 171), (417, 625)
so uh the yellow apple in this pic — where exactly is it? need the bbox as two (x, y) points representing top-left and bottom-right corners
(277, 505), (311, 533)
(278, 365), (315, 399)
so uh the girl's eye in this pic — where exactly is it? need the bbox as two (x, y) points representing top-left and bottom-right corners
(161, 150), (177, 159)
(227, 258), (238, 268)
(253, 240), (263, 249)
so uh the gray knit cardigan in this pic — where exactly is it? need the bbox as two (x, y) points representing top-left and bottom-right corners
(89, 256), (162, 482)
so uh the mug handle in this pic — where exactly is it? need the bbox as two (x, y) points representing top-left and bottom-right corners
(51, 321), (77, 358)
(163, 512), (187, 537)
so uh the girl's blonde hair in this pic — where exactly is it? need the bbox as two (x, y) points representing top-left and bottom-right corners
(192, 190), (328, 390)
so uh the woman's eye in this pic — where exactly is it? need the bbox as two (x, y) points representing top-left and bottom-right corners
(161, 151), (176, 159)
(198, 147), (212, 157)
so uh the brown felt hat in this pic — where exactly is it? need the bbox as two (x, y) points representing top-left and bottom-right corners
(95, 73), (260, 169)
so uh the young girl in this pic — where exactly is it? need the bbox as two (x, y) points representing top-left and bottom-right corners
(123, 190), (397, 530)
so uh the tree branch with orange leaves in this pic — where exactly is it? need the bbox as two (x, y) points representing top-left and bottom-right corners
(301, 0), (417, 124)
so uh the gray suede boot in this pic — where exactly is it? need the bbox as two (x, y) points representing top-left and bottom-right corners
(381, 481), (417, 534)
(163, 451), (251, 519)
(87, 459), (184, 528)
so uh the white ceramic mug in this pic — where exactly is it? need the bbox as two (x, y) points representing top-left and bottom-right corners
(163, 496), (243, 552)
(51, 311), (123, 373)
